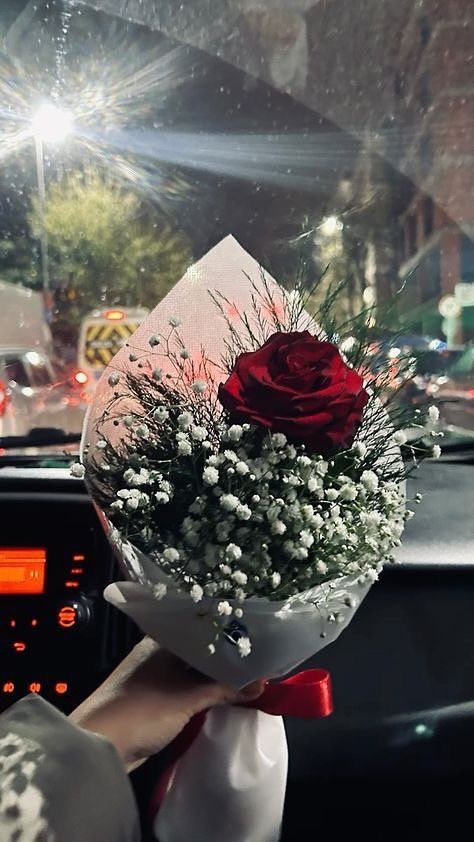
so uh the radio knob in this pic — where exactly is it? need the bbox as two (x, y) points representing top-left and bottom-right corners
(57, 599), (92, 630)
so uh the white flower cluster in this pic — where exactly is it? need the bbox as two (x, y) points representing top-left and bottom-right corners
(96, 405), (407, 658)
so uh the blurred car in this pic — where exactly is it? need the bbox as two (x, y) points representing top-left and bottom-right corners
(427, 346), (474, 437)
(0, 348), (87, 438)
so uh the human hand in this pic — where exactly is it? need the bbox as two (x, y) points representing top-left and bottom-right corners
(69, 638), (265, 772)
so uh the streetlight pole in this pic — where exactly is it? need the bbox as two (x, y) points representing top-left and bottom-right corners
(34, 133), (51, 299)
(31, 103), (73, 320)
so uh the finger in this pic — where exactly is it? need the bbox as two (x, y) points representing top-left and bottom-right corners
(235, 679), (266, 702)
(189, 677), (266, 713)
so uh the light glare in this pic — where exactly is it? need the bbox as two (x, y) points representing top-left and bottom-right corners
(32, 104), (73, 143)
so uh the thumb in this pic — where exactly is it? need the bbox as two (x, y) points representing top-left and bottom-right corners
(235, 679), (267, 703)
(189, 677), (266, 713)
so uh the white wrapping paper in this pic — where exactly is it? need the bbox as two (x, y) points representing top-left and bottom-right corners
(103, 529), (371, 688)
(155, 708), (287, 842)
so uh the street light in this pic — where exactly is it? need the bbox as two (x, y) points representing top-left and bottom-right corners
(32, 104), (73, 144)
(31, 104), (73, 308)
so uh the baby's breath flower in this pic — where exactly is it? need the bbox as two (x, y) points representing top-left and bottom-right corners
(300, 530), (314, 548)
(432, 444), (441, 459)
(234, 608), (243, 619)
(236, 504), (252, 521)
(96, 439), (107, 450)
(191, 425), (207, 441)
(325, 488), (339, 501)
(228, 425), (243, 442)
(235, 461), (250, 476)
(110, 500), (123, 511)
(70, 462), (85, 478)
(297, 455), (312, 468)
(225, 543), (242, 562)
(220, 494), (239, 512)
(231, 570), (248, 585)
(428, 405), (440, 423)
(392, 430), (407, 446)
(203, 466), (219, 486)
(153, 583), (167, 599)
(270, 520), (286, 535)
(271, 433), (287, 448)
(155, 491), (170, 504)
(237, 637), (252, 657)
(148, 335), (160, 347)
(152, 368), (162, 381)
(136, 424), (150, 438)
(271, 571), (281, 588)
(191, 379), (207, 394)
(307, 477), (320, 493)
(190, 584), (204, 603)
(177, 439), (192, 456)
(207, 643), (216, 654)
(163, 547), (180, 563)
(316, 560), (328, 575)
(361, 470), (379, 493)
(169, 316), (181, 327)
(340, 483), (358, 501)
(108, 373), (120, 387)
(352, 441), (367, 459)
(180, 349), (190, 359)
(177, 412), (193, 430)
(153, 406), (169, 422)
(217, 601), (232, 617)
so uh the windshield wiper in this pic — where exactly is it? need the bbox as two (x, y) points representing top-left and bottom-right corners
(0, 428), (82, 450)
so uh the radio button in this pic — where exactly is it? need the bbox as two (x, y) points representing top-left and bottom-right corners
(57, 599), (92, 630)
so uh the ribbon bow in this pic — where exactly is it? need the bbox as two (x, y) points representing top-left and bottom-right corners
(244, 668), (332, 718)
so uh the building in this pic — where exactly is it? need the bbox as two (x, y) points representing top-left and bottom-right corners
(393, 0), (474, 338)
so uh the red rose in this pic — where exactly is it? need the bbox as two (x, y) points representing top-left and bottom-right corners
(218, 331), (369, 454)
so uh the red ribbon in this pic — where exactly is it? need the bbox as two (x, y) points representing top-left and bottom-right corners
(244, 668), (332, 718)
(150, 668), (332, 820)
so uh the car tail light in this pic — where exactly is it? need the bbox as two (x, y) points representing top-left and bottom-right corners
(0, 379), (9, 417)
(74, 370), (89, 386)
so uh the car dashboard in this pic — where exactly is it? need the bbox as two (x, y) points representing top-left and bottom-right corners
(0, 466), (138, 712)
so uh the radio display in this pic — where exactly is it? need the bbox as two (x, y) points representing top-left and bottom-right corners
(0, 548), (46, 594)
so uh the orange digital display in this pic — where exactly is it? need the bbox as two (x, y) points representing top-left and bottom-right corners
(0, 548), (46, 594)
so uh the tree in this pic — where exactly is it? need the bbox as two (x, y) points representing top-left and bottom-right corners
(29, 169), (193, 328)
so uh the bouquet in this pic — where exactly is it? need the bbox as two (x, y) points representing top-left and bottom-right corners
(78, 235), (439, 842)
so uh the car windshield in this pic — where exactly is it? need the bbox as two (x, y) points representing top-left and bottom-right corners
(0, 0), (473, 450)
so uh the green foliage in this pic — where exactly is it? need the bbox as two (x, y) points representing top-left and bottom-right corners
(29, 169), (192, 324)
(0, 235), (39, 287)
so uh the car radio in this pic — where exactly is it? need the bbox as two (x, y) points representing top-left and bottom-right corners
(0, 491), (136, 713)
